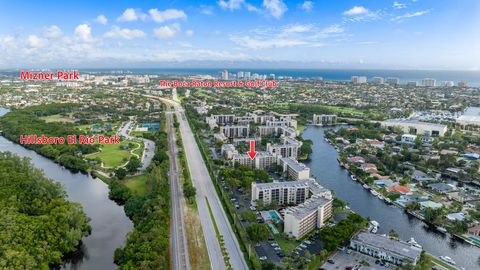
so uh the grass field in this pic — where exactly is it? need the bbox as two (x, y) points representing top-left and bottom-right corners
(40, 114), (75, 123)
(123, 175), (148, 195)
(86, 140), (139, 168)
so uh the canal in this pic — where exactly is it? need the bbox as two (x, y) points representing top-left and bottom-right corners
(303, 126), (480, 270)
(0, 107), (133, 269)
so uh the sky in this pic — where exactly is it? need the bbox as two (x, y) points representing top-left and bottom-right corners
(0, 0), (479, 70)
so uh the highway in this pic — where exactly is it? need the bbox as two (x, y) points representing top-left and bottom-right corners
(166, 111), (191, 270)
(153, 94), (248, 270)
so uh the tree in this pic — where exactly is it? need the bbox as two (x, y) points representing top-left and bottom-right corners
(240, 211), (258, 222)
(108, 181), (132, 204)
(115, 167), (127, 179)
(126, 156), (141, 173)
(388, 229), (399, 240)
(246, 224), (270, 242)
(183, 183), (196, 202)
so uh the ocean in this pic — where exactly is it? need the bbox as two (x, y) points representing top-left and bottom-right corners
(80, 68), (480, 86)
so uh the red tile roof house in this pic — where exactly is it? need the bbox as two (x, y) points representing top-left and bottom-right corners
(368, 139), (385, 149)
(361, 163), (378, 174)
(468, 225), (480, 237)
(347, 156), (365, 164)
(386, 185), (411, 195)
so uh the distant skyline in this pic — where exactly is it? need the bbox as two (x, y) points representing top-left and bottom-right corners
(0, 0), (479, 70)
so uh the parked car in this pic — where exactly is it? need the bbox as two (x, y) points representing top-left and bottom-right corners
(327, 259), (335, 264)
(259, 256), (267, 261)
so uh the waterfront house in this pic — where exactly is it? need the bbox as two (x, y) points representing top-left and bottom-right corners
(468, 225), (480, 237)
(348, 156), (365, 164)
(386, 185), (411, 195)
(412, 170), (435, 182)
(361, 163), (378, 174)
(446, 212), (465, 222)
(427, 183), (457, 194)
(419, 201), (443, 210)
(350, 232), (422, 265)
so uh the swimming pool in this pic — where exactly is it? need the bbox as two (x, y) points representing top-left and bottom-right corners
(469, 236), (480, 245)
(269, 210), (283, 222)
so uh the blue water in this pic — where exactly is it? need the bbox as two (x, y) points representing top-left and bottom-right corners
(79, 68), (480, 86)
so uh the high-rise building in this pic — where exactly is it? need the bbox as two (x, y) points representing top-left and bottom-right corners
(458, 81), (468, 87)
(443, 81), (454, 87)
(422, 78), (436, 87)
(244, 72), (251, 79)
(351, 76), (367, 84)
(237, 71), (244, 79)
(221, 70), (229, 80)
(407, 81), (418, 87)
(372, 77), (384, 84)
(386, 77), (400, 86)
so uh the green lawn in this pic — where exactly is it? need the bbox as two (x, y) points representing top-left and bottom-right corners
(123, 175), (148, 195)
(40, 114), (75, 123)
(86, 140), (133, 167)
(274, 234), (300, 253)
(132, 141), (144, 157)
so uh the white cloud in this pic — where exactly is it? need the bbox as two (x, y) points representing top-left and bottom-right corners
(320, 24), (344, 35)
(282, 24), (314, 34)
(200, 5), (214, 15)
(218, 0), (244, 10)
(95, 14), (108, 25)
(300, 1), (313, 11)
(43, 25), (63, 39)
(185, 30), (194, 37)
(391, 10), (430, 21)
(149, 8), (187, 23)
(0, 36), (14, 46)
(245, 3), (261, 13)
(105, 26), (146, 39)
(231, 35), (308, 49)
(393, 2), (407, 9)
(153, 23), (181, 39)
(343, 6), (369, 16)
(263, 0), (287, 19)
(118, 8), (146, 22)
(74, 24), (94, 42)
(26, 35), (48, 48)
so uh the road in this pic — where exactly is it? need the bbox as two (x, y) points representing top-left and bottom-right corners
(166, 111), (191, 270)
(146, 95), (249, 270)
(117, 120), (155, 172)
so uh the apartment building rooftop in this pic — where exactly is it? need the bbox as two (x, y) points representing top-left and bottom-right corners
(284, 195), (331, 220)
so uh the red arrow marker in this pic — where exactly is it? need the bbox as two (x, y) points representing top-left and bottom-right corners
(247, 139), (257, 160)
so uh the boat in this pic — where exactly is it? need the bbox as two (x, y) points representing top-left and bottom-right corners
(370, 190), (379, 196)
(362, 184), (370, 189)
(378, 194), (384, 200)
(407, 238), (422, 249)
(437, 227), (448, 234)
(370, 220), (379, 227)
(439, 256), (456, 265)
(384, 198), (392, 204)
(371, 226), (378, 234)
(350, 175), (357, 181)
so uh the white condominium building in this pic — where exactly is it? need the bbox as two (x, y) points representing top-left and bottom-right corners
(312, 114), (337, 126)
(267, 136), (302, 160)
(280, 157), (310, 180)
(284, 195), (333, 239)
(220, 125), (249, 138)
(210, 114), (235, 125)
(380, 119), (447, 137)
(233, 153), (254, 167)
(221, 144), (238, 159)
(251, 179), (331, 206)
(231, 150), (276, 170)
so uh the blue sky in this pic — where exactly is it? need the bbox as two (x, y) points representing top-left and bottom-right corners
(0, 0), (479, 69)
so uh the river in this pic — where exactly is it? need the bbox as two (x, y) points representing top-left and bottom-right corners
(303, 126), (480, 270)
(0, 107), (133, 270)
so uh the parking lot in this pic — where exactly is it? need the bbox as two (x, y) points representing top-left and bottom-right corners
(321, 250), (394, 270)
